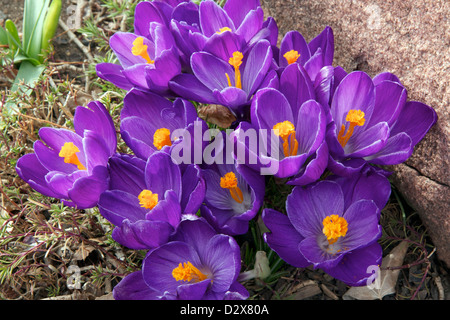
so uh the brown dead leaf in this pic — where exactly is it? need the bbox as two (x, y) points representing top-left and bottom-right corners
(198, 104), (236, 128)
(343, 241), (409, 300)
(73, 243), (96, 261)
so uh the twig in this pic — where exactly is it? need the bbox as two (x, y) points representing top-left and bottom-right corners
(58, 19), (94, 63)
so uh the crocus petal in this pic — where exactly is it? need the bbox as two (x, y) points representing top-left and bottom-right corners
(122, 64), (153, 90)
(287, 140), (329, 186)
(299, 236), (344, 269)
(67, 166), (109, 209)
(287, 181), (344, 238)
(223, 0), (260, 27)
(235, 7), (264, 43)
(372, 72), (401, 86)
(143, 241), (202, 294)
(262, 209), (309, 268)
(327, 165), (391, 212)
(145, 152), (182, 202)
(364, 132), (413, 165)
(327, 156), (368, 177)
(323, 242), (383, 287)
(107, 153), (147, 195)
(252, 88), (294, 132)
(112, 218), (174, 250)
(146, 49), (182, 94)
(331, 71), (375, 130)
(169, 73), (217, 104)
(15, 154), (63, 199)
(308, 25), (334, 67)
(279, 30), (311, 68)
(313, 65), (334, 108)
(120, 117), (156, 160)
(295, 99), (326, 156)
(368, 80), (407, 128)
(134, 1), (172, 37)
(33, 140), (76, 174)
(203, 28), (245, 62)
(83, 131), (112, 173)
(191, 51), (234, 91)
(279, 63), (315, 120)
(110, 32), (155, 68)
(98, 189), (147, 226)
(113, 270), (160, 300)
(95, 63), (133, 91)
(340, 199), (382, 251)
(214, 87), (248, 113)
(242, 40), (273, 96)
(199, 0), (235, 37)
(145, 190), (182, 228)
(74, 101), (117, 154)
(180, 165), (205, 215)
(389, 101), (438, 147)
(122, 88), (173, 122)
(203, 234), (241, 293)
(345, 121), (389, 158)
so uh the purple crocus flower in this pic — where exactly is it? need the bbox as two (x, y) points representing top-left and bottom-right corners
(120, 88), (199, 160)
(277, 26), (335, 108)
(200, 132), (265, 235)
(263, 171), (389, 286)
(325, 71), (437, 176)
(96, 20), (181, 96)
(169, 0), (278, 70)
(232, 64), (328, 181)
(16, 101), (117, 209)
(97, 151), (205, 250)
(169, 39), (277, 117)
(113, 216), (248, 300)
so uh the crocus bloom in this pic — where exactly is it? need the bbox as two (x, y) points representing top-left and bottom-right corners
(232, 63), (328, 181)
(97, 151), (205, 250)
(113, 216), (248, 300)
(120, 88), (199, 160)
(277, 26), (335, 109)
(263, 174), (388, 286)
(169, 39), (276, 118)
(169, 0), (278, 70)
(325, 71), (437, 176)
(200, 133), (265, 235)
(16, 101), (117, 209)
(96, 20), (181, 96)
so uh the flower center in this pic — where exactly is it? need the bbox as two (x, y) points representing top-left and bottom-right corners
(172, 261), (208, 283)
(131, 37), (154, 64)
(58, 142), (86, 170)
(273, 121), (299, 157)
(153, 128), (172, 150)
(225, 51), (243, 89)
(220, 171), (244, 204)
(322, 214), (348, 245)
(216, 27), (232, 34)
(283, 49), (300, 64)
(138, 189), (158, 210)
(337, 109), (365, 147)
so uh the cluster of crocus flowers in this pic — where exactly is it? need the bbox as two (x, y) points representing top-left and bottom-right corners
(15, 0), (437, 299)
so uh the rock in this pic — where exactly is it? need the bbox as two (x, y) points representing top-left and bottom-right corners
(262, 0), (450, 265)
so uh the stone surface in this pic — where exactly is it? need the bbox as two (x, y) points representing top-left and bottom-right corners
(262, 0), (450, 265)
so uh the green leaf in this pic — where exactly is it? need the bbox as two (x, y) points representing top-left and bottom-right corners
(0, 25), (8, 46)
(4, 19), (22, 53)
(2, 61), (45, 115)
(22, 0), (50, 61)
(41, 0), (62, 56)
